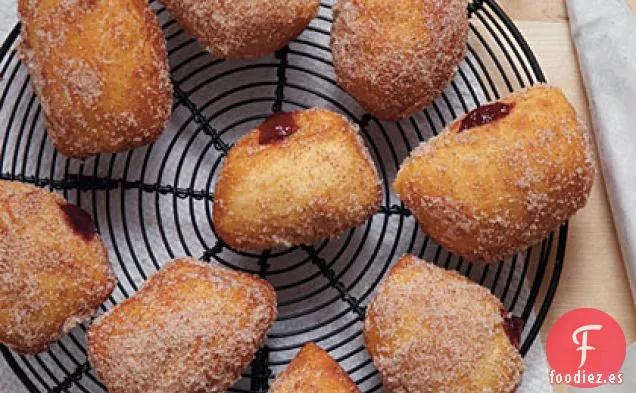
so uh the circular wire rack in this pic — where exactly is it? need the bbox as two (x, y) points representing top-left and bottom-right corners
(0, 0), (565, 392)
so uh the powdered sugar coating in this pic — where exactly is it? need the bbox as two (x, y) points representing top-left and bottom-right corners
(331, 0), (468, 120)
(364, 255), (523, 393)
(87, 258), (277, 393)
(18, 0), (172, 158)
(161, 0), (320, 59)
(0, 180), (116, 354)
(213, 108), (382, 250)
(394, 85), (595, 263)
(269, 342), (361, 393)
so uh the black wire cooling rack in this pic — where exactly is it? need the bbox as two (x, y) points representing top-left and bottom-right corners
(0, 0), (566, 392)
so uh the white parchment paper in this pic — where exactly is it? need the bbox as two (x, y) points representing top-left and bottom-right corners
(568, 0), (636, 390)
(568, 0), (636, 302)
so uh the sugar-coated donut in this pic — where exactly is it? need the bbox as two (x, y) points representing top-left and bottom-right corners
(213, 108), (382, 250)
(393, 85), (595, 263)
(270, 343), (361, 393)
(0, 180), (116, 354)
(331, 0), (468, 120)
(87, 258), (277, 393)
(160, 0), (320, 59)
(18, 0), (172, 158)
(365, 255), (524, 393)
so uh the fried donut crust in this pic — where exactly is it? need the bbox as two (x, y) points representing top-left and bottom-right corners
(331, 0), (468, 120)
(87, 258), (277, 393)
(18, 0), (172, 158)
(394, 85), (595, 263)
(0, 180), (116, 354)
(160, 0), (320, 59)
(364, 255), (523, 393)
(270, 342), (361, 393)
(213, 108), (382, 250)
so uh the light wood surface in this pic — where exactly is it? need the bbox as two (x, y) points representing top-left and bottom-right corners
(498, 0), (636, 391)
(500, 0), (636, 21)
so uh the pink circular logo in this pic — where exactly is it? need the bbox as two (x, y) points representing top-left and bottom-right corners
(546, 308), (626, 387)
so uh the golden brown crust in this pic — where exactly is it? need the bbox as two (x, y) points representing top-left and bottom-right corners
(270, 343), (361, 393)
(87, 258), (277, 393)
(393, 85), (595, 263)
(161, 0), (320, 59)
(18, 0), (172, 158)
(331, 0), (468, 120)
(0, 180), (116, 354)
(213, 108), (382, 250)
(364, 255), (523, 393)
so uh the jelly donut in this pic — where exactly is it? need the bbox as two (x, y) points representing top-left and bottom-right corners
(365, 255), (524, 393)
(331, 0), (468, 120)
(88, 258), (277, 393)
(0, 180), (116, 354)
(213, 108), (382, 250)
(270, 343), (361, 393)
(160, 0), (320, 59)
(18, 0), (172, 158)
(394, 85), (595, 263)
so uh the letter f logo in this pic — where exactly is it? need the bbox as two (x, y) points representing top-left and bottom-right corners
(572, 324), (603, 369)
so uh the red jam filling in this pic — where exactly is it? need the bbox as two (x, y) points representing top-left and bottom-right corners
(258, 112), (299, 145)
(458, 102), (515, 132)
(60, 203), (96, 241)
(501, 310), (524, 349)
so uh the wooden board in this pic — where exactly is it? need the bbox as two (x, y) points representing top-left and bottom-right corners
(500, 0), (636, 21)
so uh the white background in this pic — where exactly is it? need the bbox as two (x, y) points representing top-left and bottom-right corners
(0, 0), (16, 43)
